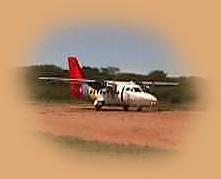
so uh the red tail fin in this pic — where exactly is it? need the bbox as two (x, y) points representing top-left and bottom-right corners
(68, 56), (85, 99)
(68, 56), (85, 79)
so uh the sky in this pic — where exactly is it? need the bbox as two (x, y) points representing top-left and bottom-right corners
(29, 23), (192, 76)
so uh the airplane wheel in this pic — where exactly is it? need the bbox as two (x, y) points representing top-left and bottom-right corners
(149, 101), (158, 112)
(95, 105), (101, 111)
(123, 105), (129, 111)
(94, 101), (103, 111)
(137, 106), (142, 111)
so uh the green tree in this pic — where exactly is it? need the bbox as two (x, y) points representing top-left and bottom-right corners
(101, 67), (120, 75)
(147, 70), (167, 81)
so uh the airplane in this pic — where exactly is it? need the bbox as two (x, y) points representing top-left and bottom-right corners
(38, 56), (178, 111)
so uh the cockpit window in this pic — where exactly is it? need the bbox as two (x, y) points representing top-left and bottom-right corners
(133, 87), (142, 92)
(126, 87), (130, 91)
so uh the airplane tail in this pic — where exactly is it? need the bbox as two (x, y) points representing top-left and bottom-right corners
(68, 56), (85, 99)
(68, 56), (85, 79)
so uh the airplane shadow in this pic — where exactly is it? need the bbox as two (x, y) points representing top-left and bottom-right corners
(77, 106), (159, 113)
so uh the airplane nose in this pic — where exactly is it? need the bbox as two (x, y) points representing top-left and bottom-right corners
(150, 95), (157, 102)
(135, 93), (157, 106)
(143, 94), (157, 105)
(145, 94), (157, 101)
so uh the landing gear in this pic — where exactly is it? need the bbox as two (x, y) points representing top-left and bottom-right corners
(94, 100), (104, 111)
(149, 101), (158, 111)
(137, 106), (143, 111)
(123, 105), (129, 111)
(94, 104), (102, 111)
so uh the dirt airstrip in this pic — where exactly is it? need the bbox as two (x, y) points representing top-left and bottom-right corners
(33, 103), (200, 150)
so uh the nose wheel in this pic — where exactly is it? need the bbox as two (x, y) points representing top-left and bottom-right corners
(149, 101), (158, 111)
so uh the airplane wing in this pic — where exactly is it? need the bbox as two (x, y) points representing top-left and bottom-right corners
(141, 81), (179, 86)
(39, 77), (179, 85)
(38, 77), (96, 83)
(38, 76), (106, 91)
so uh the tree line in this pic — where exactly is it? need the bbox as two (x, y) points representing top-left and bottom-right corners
(23, 64), (203, 107)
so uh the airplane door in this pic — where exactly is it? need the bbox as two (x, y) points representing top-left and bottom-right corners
(103, 85), (118, 105)
(122, 87), (130, 105)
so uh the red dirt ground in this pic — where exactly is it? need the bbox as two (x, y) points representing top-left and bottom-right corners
(33, 103), (199, 150)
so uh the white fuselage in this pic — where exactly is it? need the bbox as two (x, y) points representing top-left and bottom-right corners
(94, 82), (157, 107)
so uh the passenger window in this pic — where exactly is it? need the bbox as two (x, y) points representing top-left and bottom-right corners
(134, 87), (142, 92)
(126, 87), (130, 91)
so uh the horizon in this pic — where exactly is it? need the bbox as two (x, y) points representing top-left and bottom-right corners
(22, 61), (198, 78)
